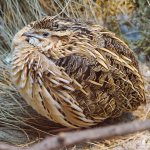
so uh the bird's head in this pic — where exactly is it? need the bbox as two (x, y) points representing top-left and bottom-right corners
(16, 16), (87, 53)
(21, 16), (74, 50)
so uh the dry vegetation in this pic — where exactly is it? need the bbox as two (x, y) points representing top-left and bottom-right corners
(0, 0), (150, 149)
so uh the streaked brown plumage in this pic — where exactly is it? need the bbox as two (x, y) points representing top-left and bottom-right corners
(11, 16), (145, 128)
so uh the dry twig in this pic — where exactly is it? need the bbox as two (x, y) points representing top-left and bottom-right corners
(0, 143), (23, 150)
(29, 119), (150, 150)
(1, 119), (150, 150)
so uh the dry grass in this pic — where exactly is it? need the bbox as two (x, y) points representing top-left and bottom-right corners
(0, 0), (150, 149)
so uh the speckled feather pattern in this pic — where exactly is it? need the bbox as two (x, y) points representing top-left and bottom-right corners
(11, 16), (145, 128)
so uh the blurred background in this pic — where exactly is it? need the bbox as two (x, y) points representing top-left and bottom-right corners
(0, 0), (150, 149)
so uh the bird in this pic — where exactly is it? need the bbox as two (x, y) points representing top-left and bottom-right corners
(11, 16), (145, 128)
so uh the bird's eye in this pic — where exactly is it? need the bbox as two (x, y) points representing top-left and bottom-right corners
(43, 32), (49, 37)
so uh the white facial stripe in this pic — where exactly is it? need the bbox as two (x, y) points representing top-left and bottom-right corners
(29, 37), (49, 48)
(29, 37), (40, 46)
(29, 37), (41, 46)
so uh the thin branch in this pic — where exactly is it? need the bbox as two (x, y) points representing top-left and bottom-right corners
(0, 143), (23, 150)
(29, 120), (150, 150)
(1, 120), (150, 150)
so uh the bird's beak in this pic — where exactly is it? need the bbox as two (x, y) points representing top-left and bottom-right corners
(22, 32), (43, 39)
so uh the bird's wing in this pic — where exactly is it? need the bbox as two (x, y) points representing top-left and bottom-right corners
(99, 30), (145, 100)
(37, 50), (110, 127)
(26, 51), (101, 127)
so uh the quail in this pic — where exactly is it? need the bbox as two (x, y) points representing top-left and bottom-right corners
(11, 16), (145, 128)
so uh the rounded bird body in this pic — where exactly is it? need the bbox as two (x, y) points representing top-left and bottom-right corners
(11, 16), (145, 128)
